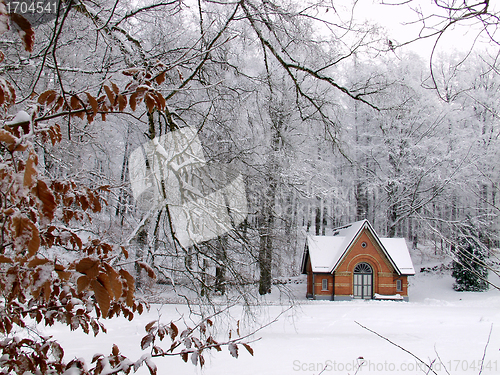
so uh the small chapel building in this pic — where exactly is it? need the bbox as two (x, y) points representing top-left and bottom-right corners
(301, 220), (415, 301)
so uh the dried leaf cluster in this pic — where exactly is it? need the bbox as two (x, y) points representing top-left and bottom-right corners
(0, 9), (253, 374)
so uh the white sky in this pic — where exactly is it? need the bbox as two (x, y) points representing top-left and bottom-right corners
(352, 0), (499, 60)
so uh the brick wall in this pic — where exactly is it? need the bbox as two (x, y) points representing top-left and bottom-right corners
(333, 228), (408, 298)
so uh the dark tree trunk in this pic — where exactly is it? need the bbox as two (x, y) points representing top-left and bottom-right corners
(215, 235), (227, 295)
(315, 197), (321, 236)
(322, 206), (327, 235)
(258, 210), (274, 295)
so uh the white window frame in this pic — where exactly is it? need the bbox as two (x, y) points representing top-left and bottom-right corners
(396, 279), (402, 292)
(321, 278), (328, 291)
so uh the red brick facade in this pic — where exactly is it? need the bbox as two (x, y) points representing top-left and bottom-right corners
(303, 224), (412, 301)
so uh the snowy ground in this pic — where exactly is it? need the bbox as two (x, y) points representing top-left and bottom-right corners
(41, 267), (500, 375)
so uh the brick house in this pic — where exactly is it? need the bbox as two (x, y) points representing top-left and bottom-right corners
(301, 220), (415, 301)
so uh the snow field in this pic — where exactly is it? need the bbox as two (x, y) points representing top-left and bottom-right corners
(42, 272), (500, 375)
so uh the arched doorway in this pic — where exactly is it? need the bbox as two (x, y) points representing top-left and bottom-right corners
(353, 262), (373, 299)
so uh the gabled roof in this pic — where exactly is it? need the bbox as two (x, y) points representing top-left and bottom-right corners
(379, 237), (415, 275)
(301, 220), (415, 275)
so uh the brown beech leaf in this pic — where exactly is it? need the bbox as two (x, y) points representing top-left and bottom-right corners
(55, 270), (71, 281)
(118, 95), (127, 112)
(0, 129), (17, 145)
(150, 92), (163, 112)
(32, 179), (56, 222)
(170, 322), (178, 340)
(23, 150), (38, 187)
(119, 269), (135, 307)
(181, 351), (188, 363)
(92, 279), (111, 317)
(70, 95), (82, 110)
(53, 96), (64, 111)
(155, 92), (166, 111)
(46, 92), (58, 108)
(145, 357), (157, 375)
(103, 85), (115, 107)
(42, 280), (51, 302)
(73, 110), (85, 119)
(11, 214), (39, 257)
(141, 333), (154, 350)
(85, 92), (98, 114)
(52, 342), (64, 362)
(77, 275), (91, 293)
(144, 93), (155, 113)
(10, 13), (34, 53)
(112, 344), (119, 356)
(79, 194), (89, 211)
(129, 92), (138, 111)
(0, 255), (13, 263)
(155, 72), (166, 85)
(38, 90), (57, 105)
(97, 272), (114, 299)
(104, 264), (122, 300)
(145, 321), (156, 333)
(138, 261), (156, 279)
(137, 303), (144, 315)
(111, 82), (119, 95)
(27, 257), (50, 268)
(91, 192), (102, 213)
(28, 223), (40, 258)
(0, 78), (16, 107)
(48, 124), (62, 145)
(122, 68), (140, 76)
(76, 258), (99, 279)
(242, 343), (254, 356)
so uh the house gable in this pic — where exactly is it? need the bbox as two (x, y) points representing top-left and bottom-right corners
(335, 227), (397, 276)
(302, 219), (415, 301)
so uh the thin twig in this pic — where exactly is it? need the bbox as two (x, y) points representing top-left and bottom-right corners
(355, 321), (439, 375)
(478, 324), (493, 375)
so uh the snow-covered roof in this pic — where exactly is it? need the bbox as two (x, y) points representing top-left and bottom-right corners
(302, 220), (415, 275)
(306, 236), (345, 273)
(379, 238), (415, 275)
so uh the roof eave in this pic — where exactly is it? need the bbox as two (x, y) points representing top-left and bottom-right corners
(331, 220), (368, 272)
(365, 222), (402, 274)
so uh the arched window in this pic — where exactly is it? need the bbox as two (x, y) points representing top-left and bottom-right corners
(353, 262), (373, 299)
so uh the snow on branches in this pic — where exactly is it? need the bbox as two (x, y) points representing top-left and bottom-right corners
(0, 11), (254, 374)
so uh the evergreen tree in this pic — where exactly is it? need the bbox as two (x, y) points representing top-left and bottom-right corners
(452, 230), (489, 292)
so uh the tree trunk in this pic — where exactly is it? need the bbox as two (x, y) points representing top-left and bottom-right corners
(315, 200), (321, 236)
(322, 206), (327, 236)
(258, 105), (281, 295)
(258, 210), (274, 295)
(215, 235), (227, 295)
(115, 125), (131, 225)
